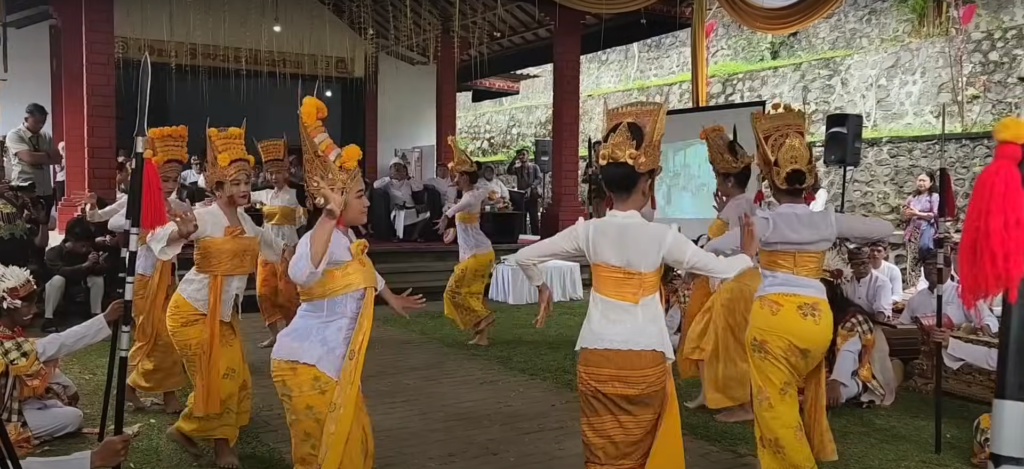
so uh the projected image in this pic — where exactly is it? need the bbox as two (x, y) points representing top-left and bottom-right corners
(656, 140), (717, 220)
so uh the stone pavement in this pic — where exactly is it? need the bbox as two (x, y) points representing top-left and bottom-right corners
(241, 310), (759, 469)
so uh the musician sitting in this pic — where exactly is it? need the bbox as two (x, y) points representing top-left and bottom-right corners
(869, 241), (904, 304)
(373, 159), (429, 241)
(842, 246), (894, 321)
(476, 164), (510, 206)
(827, 301), (900, 408)
(899, 249), (999, 335)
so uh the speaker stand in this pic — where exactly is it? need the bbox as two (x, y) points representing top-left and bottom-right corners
(838, 166), (848, 214)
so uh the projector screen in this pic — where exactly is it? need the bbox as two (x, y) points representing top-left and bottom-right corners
(654, 101), (766, 239)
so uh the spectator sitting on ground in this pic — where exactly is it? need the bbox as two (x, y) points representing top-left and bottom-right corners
(41, 217), (111, 332)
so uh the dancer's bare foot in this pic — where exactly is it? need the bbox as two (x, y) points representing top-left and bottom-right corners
(163, 391), (184, 414)
(467, 334), (490, 346)
(715, 406), (754, 423)
(258, 336), (276, 348)
(684, 393), (706, 409)
(126, 387), (148, 411)
(214, 439), (241, 468)
(165, 426), (202, 457)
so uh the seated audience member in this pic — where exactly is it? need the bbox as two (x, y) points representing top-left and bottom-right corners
(42, 217), (108, 331)
(0, 265), (125, 445)
(425, 164), (457, 208)
(0, 183), (49, 281)
(869, 241), (904, 303)
(827, 302), (900, 408)
(842, 246), (894, 320)
(899, 249), (998, 333)
(373, 158), (429, 241)
(915, 245), (959, 293)
(476, 164), (509, 202)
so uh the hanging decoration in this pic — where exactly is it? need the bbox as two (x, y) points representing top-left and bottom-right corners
(548, 0), (661, 14)
(717, 0), (845, 35)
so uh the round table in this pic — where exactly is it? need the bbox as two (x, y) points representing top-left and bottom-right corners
(489, 260), (584, 305)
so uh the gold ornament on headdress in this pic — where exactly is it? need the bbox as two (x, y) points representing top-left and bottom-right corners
(256, 137), (288, 174)
(299, 96), (363, 209)
(598, 101), (667, 173)
(205, 119), (255, 187)
(751, 102), (816, 190)
(447, 136), (476, 174)
(701, 124), (753, 175)
(144, 125), (189, 179)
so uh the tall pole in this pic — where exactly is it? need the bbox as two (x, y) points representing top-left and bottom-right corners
(933, 105), (948, 454)
(690, 0), (708, 108)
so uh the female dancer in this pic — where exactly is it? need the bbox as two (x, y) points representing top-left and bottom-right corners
(679, 125), (760, 422)
(511, 101), (758, 468)
(436, 137), (495, 346)
(704, 102), (894, 468)
(252, 137), (304, 348)
(149, 122), (290, 469)
(109, 125), (191, 413)
(271, 96), (425, 469)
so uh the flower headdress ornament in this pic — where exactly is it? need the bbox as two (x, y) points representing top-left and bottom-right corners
(145, 125), (189, 178)
(0, 265), (35, 310)
(205, 119), (255, 186)
(299, 96), (363, 210)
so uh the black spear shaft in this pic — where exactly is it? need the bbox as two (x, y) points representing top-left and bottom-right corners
(0, 421), (20, 468)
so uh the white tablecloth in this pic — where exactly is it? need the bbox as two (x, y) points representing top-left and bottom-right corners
(489, 260), (584, 305)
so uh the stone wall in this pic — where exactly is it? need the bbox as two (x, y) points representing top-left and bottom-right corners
(457, 0), (1024, 220)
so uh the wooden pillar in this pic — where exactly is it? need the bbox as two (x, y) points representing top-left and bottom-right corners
(691, 0), (708, 107)
(435, 23), (457, 166)
(53, 0), (85, 230)
(364, 58), (379, 179)
(542, 5), (586, 237)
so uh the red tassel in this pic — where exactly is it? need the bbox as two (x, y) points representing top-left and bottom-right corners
(753, 189), (765, 206)
(803, 190), (816, 205)
(139, 159), (168, 231)
(938, 169), (956, 219)
(959, 139), (1024, 313)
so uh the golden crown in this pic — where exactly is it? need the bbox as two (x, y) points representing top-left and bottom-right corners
(299, 96), (363, 209)
(448, 136), (476, 174)
(751, 102), (816, 190)
(256, 137), (288, 173)
(701, 125), (753, 175)
(598, 101), (666, 173)
(144, 125), (189, 177)
(205, 119), (255, 186)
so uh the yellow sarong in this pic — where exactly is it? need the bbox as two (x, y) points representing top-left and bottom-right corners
(127, 234), (187, 393)
(273, 239), (377, 469)
(581, 264), (684, 468)
(256, 255), (299, 326)
(443, 249), (495, 333)
(747, 250), (837, 469)
(678, 218), (728, 378)
(695, 268), (761, 409)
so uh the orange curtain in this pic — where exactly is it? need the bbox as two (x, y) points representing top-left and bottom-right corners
(691, 0), (708, 107)
(718, 0), (845, 35)
(550, 0), (661, 14)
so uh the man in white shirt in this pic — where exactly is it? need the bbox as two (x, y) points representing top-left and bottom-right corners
(476, 164), (509, 202)
(6, 103), (61, 220)
(424, 164), (457, 207)
(899, 249), (999, 334)
(808, 181), (827, 212)
(869, 241), (903, 304)
(373, 159), (429, 241)
(842, 246), (894, 320)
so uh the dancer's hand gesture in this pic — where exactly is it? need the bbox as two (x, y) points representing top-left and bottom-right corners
(533, 284), (553, 328)
(315, 176), (345, 220)
(385, 288), (426, 318)
(740, 213), (759, 259)
(171, 209), (198, 239)
(434, 216), (449, 235)
(713, 191), (728, 213)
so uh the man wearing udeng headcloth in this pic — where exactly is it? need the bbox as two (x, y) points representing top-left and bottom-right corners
(510, 101), (759, 468)
(704, 102), (894, 468)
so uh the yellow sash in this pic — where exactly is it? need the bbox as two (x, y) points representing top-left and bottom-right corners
(262, 205), (299, 226)
(591, 264), (662, 304)
(455, 212), (479, 224)
(133, 231), (174, 364)
(707, 217), (728, 239)
(192, 227), (259, 415)
(759, 250), (825, 279)
(313, 239), (380, 469)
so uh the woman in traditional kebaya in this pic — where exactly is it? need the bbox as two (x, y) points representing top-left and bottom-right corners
(704, 102), (894, 469)
(252, 137), (304, 348)
(679, 125), (760, 422)
(436, 137), (495, 346)
(108, 125), (191, 414)
(271, 96), (425, 469)
(511, 101), (758, 469)
(149, 121), (290, 469)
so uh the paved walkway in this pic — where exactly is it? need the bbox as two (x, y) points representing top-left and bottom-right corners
(241, 310), (758, 469)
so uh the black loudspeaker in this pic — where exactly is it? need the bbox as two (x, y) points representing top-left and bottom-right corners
(535, 138), (552, 174)
(823, 113), (863, 167)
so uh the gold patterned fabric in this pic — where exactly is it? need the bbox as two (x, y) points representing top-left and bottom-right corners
(702, 124), (754, 175)
(759, 250), (824, 279)
(257, 137), (288, 174)
(679, 218), (729, 379)
(299, 96), (364, 210)
(127, 258), (187, 394)
(590, 263), (661, 304)
(447, 136), (476, 174)
(256, 255), (298, 326)
(719, 0), (844, 35)
(748, 293), (837, 468)
(599, 101), (667, 173)
(752, 102), (816, 191)
(443, 251), (495, 333)
(261, 206), (299, 226)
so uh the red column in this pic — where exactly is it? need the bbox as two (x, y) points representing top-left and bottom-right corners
(542, 7), (585, 237)
(49, 25), (64, 145)
(82, 0), (117, 200)
(53, 0), (85, 230)
(364, 60), (379, 179)
(435, 24), (457, 166)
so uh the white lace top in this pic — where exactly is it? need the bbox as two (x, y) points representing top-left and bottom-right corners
(147, 204), (284, 321)
(446, 189), (492, 261)
(271, 228), (386, 380)
(510, 209), (754, 360)
(250, 187), (305, 247)
(108, 196), (191, 276)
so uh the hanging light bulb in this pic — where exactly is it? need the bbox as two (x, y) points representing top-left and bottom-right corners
(272, 0), (281, 32)
(273, 17), (282, 32)
(325, 89), (333, 97)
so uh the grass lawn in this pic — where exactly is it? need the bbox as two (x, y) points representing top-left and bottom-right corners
(36, 341), (290, 469)
(381, 301), (985, 469)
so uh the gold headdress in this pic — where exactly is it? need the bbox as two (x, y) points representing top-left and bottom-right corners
(205, 120), (255, 187)
(0, 265), (36, 310)
(598, 101), (667, 173)
(701, 125), (753, 175)
(751, 102), (816, 190)
(447, 136), (476, 174)
(256, 137), (288, 174)
(299, 96), (363, 209)
(144, 125), (189, 179)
